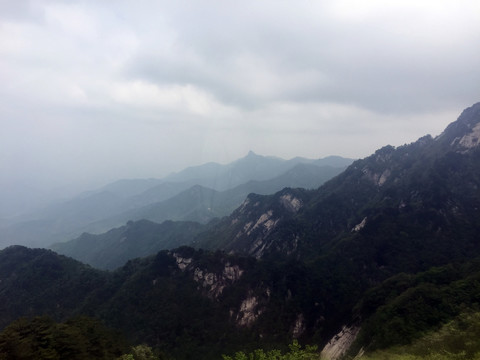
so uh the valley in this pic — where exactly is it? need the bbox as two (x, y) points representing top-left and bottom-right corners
(1, 103), (480, 359)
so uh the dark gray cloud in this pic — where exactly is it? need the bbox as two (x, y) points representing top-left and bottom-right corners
(122, 1), (480, 114)
(1, 0), (480, 203)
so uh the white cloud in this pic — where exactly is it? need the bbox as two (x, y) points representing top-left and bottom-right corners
(44, 3), (98, 41)
(109, 80), (237, 117)
(0, 0), (479, 196)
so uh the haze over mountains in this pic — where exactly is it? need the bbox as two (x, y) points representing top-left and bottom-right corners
(0, 152), (352, 249)
(1, 103), (480, 359)
(2, 0), (480, 358)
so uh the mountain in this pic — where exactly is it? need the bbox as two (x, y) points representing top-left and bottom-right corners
(98, 178), (164, 197)
(81, 163), (345, 233)
(349, 258), (480, 355)
(0, 315), (129, 359)
(0, 153), (352, 249)
(2, 103), (480, 359)
(197, 103), (480, 268)
(162, 150), (338, 190)
(0, 245), (338, 359)
(191, 101), (480, 356)
(88, 185), (223, 231)
(51, 219), (205, 270)
(52, 163), (345, 269)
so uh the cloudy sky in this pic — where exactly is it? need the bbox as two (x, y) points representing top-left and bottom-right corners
(1, 0), (480, 198)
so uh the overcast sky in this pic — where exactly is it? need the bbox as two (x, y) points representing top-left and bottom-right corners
(1, 0), (480, 197)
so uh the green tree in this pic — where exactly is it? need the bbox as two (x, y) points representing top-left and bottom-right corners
(0, 315), (127, 360)
(222, 340), (319, 360)
(118, 345), (159, 360)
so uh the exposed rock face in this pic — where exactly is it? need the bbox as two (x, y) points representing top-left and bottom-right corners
(351, 217), (367, 232)
(236, 197), (252, 214)
(231, 197), (279, 242)
(172, 252), (244, 299)
(193, 262), (244, 298)
(251, 210), (277, 234)
(458, 122), (480, 150)
(223, 262), (244, 281)
(236, 296), (261, 327)
(173, 254), (192, 270)
(279, 194), (303, 213)
(231, 208), (281, 258)
(222, 189), (309, 259)
(441, 102), (480, 151)
(292, 313), (306, 338)
(362, 167), (391, 187)
(321, 325), (360, 360)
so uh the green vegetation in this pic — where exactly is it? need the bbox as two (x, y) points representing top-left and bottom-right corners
(2, 107), (480, 359)
(52, 219), (205, 270)
(360, 312), (480, 360)
(351, 259), (480, 353)
(0, 316), (127, 360)
(222, 340), (320, 360)
(118, 345), (162, 360)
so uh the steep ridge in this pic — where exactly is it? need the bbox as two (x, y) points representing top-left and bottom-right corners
(52, 164), (345, 269)
(196, 187), (313, 257)
(1, 103), (480, 359)
(191, 102), (480, 356)
(0, 153), (352, 249)
(88, 164), (346, 233)
(0, 246), (107, 327)
(0, 245), (337, 359)
(348, 257), (480, 355)
(51, 219), (205, 270)
(163, 151), (353, 191)
(197, 102), (480, 274)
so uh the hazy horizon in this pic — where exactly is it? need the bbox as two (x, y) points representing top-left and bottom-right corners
(2, 1), (480, 211)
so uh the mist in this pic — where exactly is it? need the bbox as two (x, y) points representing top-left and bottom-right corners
(1, 0), (480, 217)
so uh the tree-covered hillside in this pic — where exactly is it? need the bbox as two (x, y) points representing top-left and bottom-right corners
(1, 103), (480, 359)
(0, 316), (128, 360)
(0, 153), (351, 250)
(51, 220), (205, 270)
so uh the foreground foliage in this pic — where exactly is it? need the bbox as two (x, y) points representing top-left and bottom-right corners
(117, 344), (163, 360)
(222, 340), (319, 360)
(0, 316), (127, 360)
(360, 312), (480, 360)
(351, 259), (480, 353)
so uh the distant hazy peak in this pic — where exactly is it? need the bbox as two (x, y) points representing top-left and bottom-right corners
(241, 150), (280, 161)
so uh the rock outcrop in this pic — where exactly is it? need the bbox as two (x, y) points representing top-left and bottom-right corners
(321, 325), (360, 360)
(173, 252), (244, 298)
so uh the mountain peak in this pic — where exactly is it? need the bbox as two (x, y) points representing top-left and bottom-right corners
(456, 102), (480, 126)
(440, 102), (480, 151)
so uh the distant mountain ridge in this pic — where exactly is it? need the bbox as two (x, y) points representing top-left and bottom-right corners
(0, 153), (353, 249)
(195, 103), (480, 268)
(163, 151), (353, 190)
(52, 163), (346, 268)
(74, 163), (344, 232)
(1, 103), (480, 359)
(51, 220), (205, 270)
(54, 102), (480, 277)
